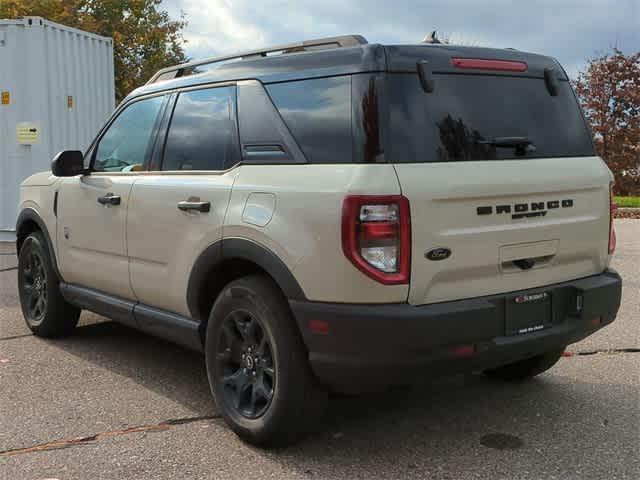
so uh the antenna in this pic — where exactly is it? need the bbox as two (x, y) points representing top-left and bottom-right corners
(422, 31), (441, 44)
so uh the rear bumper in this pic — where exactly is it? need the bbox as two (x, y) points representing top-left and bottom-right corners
(290, 270), (622, 393)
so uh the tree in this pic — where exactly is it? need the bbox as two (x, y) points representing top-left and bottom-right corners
(574, 49), (640, 196)
(0, 0), (187, 102)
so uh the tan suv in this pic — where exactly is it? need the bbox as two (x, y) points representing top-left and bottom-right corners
(16, 35), (622, 447)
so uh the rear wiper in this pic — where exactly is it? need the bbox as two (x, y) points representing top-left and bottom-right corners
(477, 136), (536, 156)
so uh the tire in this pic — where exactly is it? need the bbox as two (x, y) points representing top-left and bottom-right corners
(484, 348), (565, 381)
(205, 275), (327, 447)
(18, 231), (80, 337)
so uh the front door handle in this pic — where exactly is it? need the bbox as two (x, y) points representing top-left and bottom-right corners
(97, 193), (121, 206)
(178, 200), (211, 213)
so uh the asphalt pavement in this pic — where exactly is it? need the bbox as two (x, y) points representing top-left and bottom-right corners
(1, 220), (638, 480)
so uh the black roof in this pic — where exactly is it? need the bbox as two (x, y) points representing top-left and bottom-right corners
(127, 39), (565, 102)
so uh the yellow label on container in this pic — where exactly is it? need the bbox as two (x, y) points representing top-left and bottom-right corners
(67, 95), (73, 109)
(16, 123), (40, 144)
(1, 91), (9, 105)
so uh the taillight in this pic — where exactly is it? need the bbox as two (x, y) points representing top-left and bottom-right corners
(609, 182), (617, 254)
(342, 195), (411, 285)
(451, 58), (528, 72)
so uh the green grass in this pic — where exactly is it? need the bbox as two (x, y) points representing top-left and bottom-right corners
(614, 196), (640, 208)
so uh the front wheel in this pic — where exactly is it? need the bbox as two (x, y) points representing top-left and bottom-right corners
(205, 275), (327, 447)
(484, 348), (565, 381)
(18, 232), (80, 337)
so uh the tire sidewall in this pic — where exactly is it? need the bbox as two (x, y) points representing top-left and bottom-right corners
(205, 280), (292, 438)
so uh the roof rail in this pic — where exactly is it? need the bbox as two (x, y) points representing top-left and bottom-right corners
(147, 34), (368, 84)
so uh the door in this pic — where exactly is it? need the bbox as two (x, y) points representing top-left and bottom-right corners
(385, 70), (611, 306)
(57, 95), (166, 299)
(127, 85), (240, 317)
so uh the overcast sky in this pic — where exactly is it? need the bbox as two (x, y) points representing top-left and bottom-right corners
(164, 0), (638, 78)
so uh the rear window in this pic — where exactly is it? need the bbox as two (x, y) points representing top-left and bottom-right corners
(162, 86), (238, 171)
(388, 74), (594, 162)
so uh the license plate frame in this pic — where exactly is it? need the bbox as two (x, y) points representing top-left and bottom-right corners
(505, 292), (552, 335)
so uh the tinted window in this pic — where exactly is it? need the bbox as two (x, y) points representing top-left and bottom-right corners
(388, 74), (594, 162)
(162, 86), (238, 171)
(267, 77), (352, 163)
(94, 96), (164, 172)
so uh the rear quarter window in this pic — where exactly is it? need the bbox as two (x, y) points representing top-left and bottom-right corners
(388, 74), (595, 162)
(266, 77), (352, 163)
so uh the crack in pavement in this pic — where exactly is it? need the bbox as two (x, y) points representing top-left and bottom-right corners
(0, 415), (222, 457)
(0, 333), (34, 342)
(563, 348), (640, 357)
(0, 267), (17, 272)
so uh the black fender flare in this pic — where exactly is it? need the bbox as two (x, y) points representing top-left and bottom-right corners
(15, 208), (62, 280)
(186, 238), (306, 320)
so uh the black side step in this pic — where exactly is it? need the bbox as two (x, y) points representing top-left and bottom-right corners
(59, 284), (203, 352)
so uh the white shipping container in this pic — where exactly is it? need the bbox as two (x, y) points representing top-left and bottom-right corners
(0, 17), (115, 239)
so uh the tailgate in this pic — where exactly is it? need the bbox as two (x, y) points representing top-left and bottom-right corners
(383, 46), (612, 305)
(394, 157), (611, 305)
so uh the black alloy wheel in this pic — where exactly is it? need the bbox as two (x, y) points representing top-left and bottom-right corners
(205, 275), (327, 447)
(18, 232), (80, 337)
(216, 310), (276, 419)
(20, 249), (48, 324)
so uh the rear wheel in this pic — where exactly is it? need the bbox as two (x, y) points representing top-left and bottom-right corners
(484, 348), (565, 381)
(18, 232), (80, 337)
(205, 275), (327, 447)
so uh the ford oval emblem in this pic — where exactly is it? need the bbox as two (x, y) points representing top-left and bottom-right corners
(425, 247), (451, 261)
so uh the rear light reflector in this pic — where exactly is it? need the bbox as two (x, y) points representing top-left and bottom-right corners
(609, 181), (617, 254)
(308, 319), (330, 335)
(342, 195), (411, 285)
(451, 344), (476, 358)
(451, 58), (528, 72)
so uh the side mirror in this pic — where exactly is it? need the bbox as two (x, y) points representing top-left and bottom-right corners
(51, 150), (85, 177)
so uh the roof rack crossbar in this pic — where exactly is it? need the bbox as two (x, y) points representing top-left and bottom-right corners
(147, 34), (368, 84)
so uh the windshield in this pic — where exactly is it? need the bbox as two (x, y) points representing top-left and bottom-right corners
(387, 73), (595, 162)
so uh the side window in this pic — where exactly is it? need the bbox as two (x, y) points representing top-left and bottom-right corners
(266, 77), (352, 163)
(162, 86), (238, 171)
(94, 96), (164, 172)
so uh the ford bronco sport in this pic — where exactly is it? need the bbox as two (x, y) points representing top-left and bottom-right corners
(16, 35), (622, 447)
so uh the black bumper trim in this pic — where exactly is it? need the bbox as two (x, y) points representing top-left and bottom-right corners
(290, 270), (622, 393)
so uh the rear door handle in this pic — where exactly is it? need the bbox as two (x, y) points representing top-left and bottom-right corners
(97, 193), (121, 206)
(178, 200), (211, 213)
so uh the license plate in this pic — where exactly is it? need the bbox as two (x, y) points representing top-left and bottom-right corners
(505, 292), (552, 335)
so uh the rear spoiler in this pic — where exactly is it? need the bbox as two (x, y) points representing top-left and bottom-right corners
(385, 45), (568, 80)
